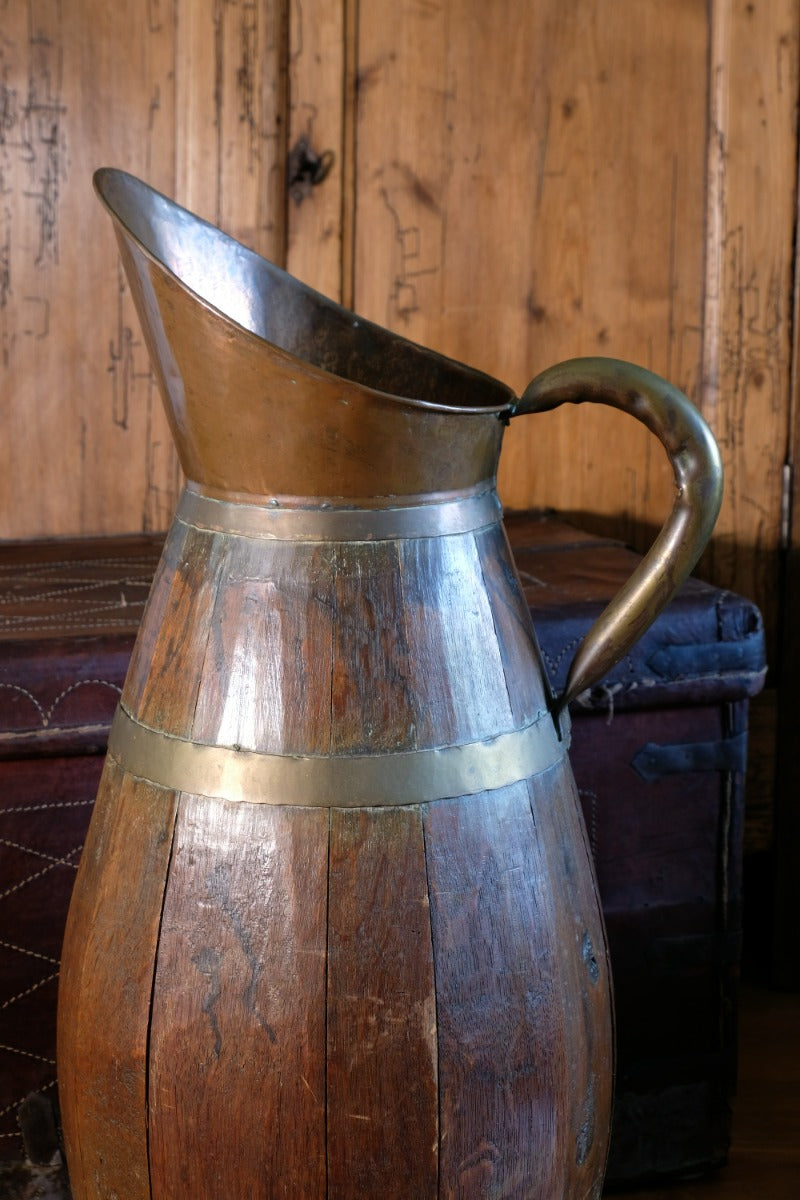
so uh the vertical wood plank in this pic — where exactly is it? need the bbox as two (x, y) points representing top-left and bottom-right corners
(174, 0), (288, 258)
(133, 525), (227, 736)
(527, 762), (614, 1190)
(58, 761), (178, 1200)
(330, 541), (417, 755)
(702, 0), (799, 649)
(121, 518), (189, 714)
(148, 796), (329, 1199)
(474, 523), (552, 724)
(424, 782), (569, 1198)
(286, 0), (345, 298)
(327, 806), (438, 1199)
(192, 536), (335, 755)
(398, 533), (513, 746)
(0, 0), (181, 538)
(353, 0), (708, 545)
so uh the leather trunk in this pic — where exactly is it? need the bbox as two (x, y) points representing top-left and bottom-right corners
(0, 515), (766, 1189)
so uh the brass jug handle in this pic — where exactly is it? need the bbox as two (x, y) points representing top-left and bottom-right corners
(511, 357), (723, 713)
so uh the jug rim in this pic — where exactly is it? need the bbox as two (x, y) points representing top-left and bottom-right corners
(93, 167), (516, 418)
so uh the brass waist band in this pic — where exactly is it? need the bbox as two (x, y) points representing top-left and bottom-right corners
(177, 487), (503, 542)
(107, 704), (570, 808)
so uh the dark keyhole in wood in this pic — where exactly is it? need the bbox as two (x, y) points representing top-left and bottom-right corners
(288, 136), (335, 205)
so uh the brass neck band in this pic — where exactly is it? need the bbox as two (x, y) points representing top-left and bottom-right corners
(177, 486), (502, 542)
(108, 704), (569, 809)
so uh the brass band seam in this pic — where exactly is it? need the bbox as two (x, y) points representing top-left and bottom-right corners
(175, 488), (503, 542)
(107, 704), (570, 808)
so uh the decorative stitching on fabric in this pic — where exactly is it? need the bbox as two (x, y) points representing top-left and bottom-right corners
(0, 572), (151, 596)
(0, 971), (59, 1011)
(0, 800), (94, 814)
(0, 678), (122, 727)
(0, 938), (59, 965)
(0, 835), (84, 867)
(0, 554), (159, 578)
(0, 846), (82, 899)
(0, 611), (147, 631)
(537, 636), (584, 676)
(0, 1043), (56, 1066)
(0, 682), (45, 723)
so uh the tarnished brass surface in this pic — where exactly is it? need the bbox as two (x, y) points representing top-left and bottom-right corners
(107, 704), (570, 808)
(94, 169), (510, 502)
(94, 169), (723, 708)
(178, 484), (503, 542)
(516, 359), (723, 708)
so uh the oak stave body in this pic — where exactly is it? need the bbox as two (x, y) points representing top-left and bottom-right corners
(58, 501), (613, 1200)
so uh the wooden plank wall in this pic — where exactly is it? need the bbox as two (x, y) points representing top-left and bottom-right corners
(1, 2), (795, 632)
(0, 0), (287, 538)
(1, 2), (798, 920)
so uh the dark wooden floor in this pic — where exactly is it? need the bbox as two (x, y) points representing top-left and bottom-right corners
(1, 983), (797, 1199)
(619, 983), (800, 1199)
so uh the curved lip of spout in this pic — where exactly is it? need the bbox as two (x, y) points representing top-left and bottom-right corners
(93, 167), (516, 417)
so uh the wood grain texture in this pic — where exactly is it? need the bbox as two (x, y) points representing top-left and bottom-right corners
(0, 0), (181, 539)
(352, 0), (708, 542)
(192, 536), (335, 755)
(330, 540), (417, 755)
(131, 524), (227, 736)
(0, 0), (287, 540)
(424, 780), (603, 1199)
(527, 762), (614, 1189)
(702, 0), (799, 649)
(174, 0), (288, 257)
(57, 760), (177, 1200)
(121, 519), (189, 715)
(474, 523), (552, 724)
(327, 806), (438, 1198)
(147, 795), (329, 1198)
(398, 532), (514, 746)
(286, 0), (345, 297)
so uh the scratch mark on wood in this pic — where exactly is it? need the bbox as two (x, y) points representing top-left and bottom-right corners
(0, 0), (67, 370)
(191, 945), (223, 1060)
(380, 186), (442, 326)
(0, 206), (10, 365)
(391, 160), (440, 215)
(237, 1), (259, 156)
(21, 0), (68, 268)
(209, 859), (278, 1044)
(148, 0), (164, 35)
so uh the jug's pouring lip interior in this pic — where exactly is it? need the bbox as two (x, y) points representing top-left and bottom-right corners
(93, 167), (516, 418)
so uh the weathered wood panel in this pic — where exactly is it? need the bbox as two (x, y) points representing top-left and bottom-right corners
(128, 524), (226, 736)
(192, 536), (336, 755)
(327, 805), (438, 1198)
(148, 795), (329, 1198)
(352, 0), (709, 549)
(0, 0), (286, 540)
(285, 0), (346, 297)
(174, 0), (288, 254)
(0, 1), (178, 538)
(702, 0), (799, 649)
(424, 777), (611, 1198)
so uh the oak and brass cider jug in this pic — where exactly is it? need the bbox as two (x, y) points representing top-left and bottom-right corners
(57, 168), (722, 1200)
